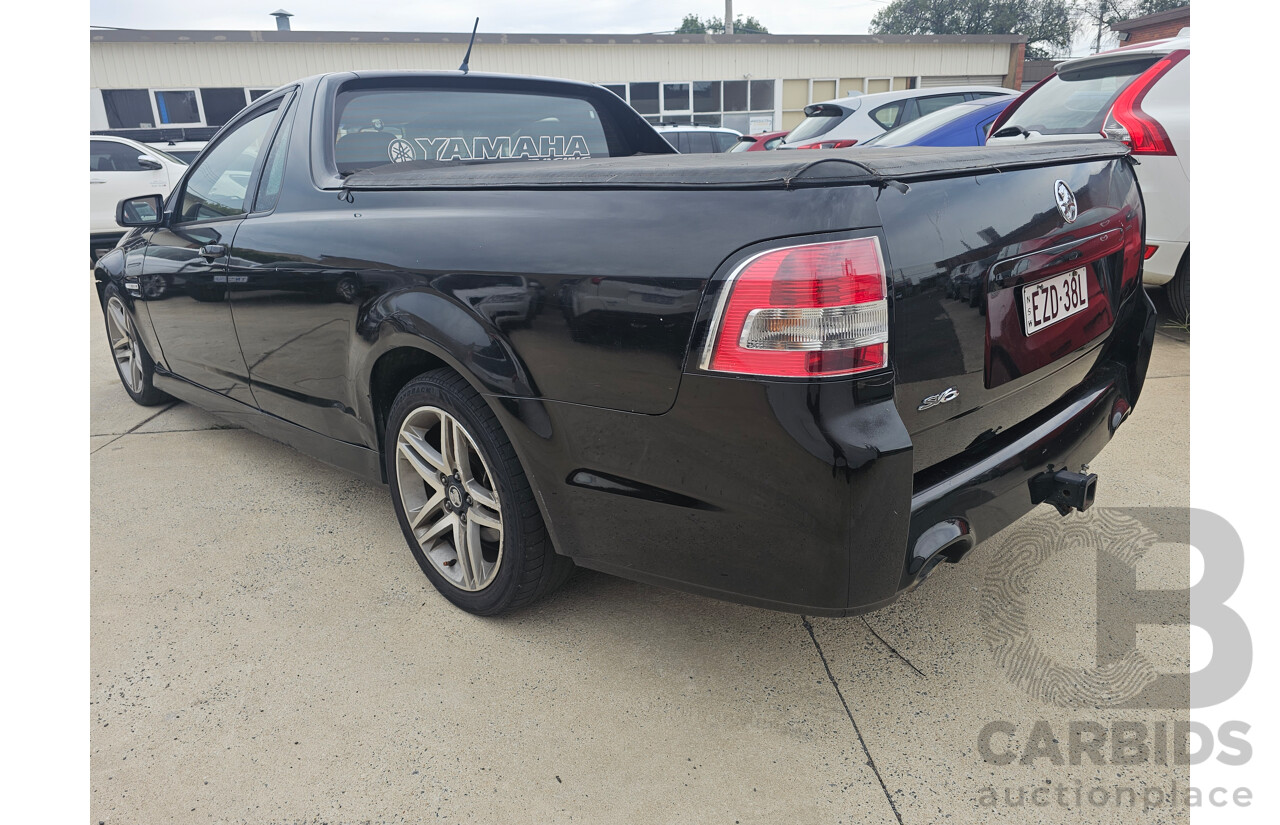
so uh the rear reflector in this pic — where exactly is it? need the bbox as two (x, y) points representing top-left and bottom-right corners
(1143, 244), (1158, 260)
(702, 237), (889, 377)
(1101, 49), (1188, 155)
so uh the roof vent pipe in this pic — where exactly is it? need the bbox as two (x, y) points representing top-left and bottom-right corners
(271, 9), (293, 31)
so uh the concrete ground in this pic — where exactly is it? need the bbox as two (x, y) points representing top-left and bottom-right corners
(91, 283), (1191, 825)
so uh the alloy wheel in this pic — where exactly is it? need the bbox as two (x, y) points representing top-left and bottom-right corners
(395, 406), (504, 591)
(106, 295), (144, 394)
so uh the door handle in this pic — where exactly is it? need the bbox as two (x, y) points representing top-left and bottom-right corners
(90, 179), (106, 184)
(199, 244), (226, 261)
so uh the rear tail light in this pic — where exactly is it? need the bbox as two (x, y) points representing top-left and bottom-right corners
(1101, 49), (1188, 155)
(798, 139), (858, 149)
(701, 237), (889, 378)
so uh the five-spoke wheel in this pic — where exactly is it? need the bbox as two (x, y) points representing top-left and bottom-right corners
(395, 406), (504, 591)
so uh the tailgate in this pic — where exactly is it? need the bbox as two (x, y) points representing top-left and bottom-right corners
(877, 155), (1144, 473)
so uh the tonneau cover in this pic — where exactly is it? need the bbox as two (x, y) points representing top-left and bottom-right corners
(342, 140), (1129, 191)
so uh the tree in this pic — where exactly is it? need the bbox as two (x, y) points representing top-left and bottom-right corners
(870, 0), (1077, 59)
(676, 13), (770, 34)
(1074, 0), (1187, 53)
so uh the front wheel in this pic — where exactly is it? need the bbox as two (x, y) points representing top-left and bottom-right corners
(386, 369), (573, 615)
(102, 284), (172, 406)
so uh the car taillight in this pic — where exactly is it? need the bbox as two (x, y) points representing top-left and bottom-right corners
(1101, 49), (1187, 155)
(798, 139), (858, 149)
(702, 237), (889, 377)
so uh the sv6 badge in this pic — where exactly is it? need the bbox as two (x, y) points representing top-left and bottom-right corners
(918, 387), (960, 411)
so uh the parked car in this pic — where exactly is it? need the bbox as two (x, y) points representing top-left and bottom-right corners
(147, 140), (209, 164)
(90, 136), (187, 261)
(859, 96), (1014, 148)
(778, 86), (1016, 149)
(653, 124), (742, 153)
(96, 70), (1155, 618)
(728, 130), (789, 152)
(987, 33), (1190, 321)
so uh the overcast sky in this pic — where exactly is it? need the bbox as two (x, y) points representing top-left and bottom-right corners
(89, 1), (890, 36)
(89, 0), (1124, 55)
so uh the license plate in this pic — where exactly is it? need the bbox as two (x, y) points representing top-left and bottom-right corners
(1021, 268), (1088, 336)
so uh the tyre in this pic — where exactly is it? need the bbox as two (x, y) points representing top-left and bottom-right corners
(1165, 251), (1189, 325)
(102, 284), (172, 406)
(386, 369), (573, 615)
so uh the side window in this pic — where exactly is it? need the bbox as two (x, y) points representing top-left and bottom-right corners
(870, 102), (903, 129)
(915, 94), (968, 119)
(685, 132), (714, 153)
(254, 99), (296, 213)
(90, 140), (151, 172)
(178, 103), (280, 223)
(712, 132), (739, 153)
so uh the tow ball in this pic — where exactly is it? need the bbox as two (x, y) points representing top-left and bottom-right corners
(1029, 467), (1098, 516)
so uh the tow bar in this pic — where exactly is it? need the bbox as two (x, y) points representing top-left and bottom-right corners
(1029, 467), (1098, 516)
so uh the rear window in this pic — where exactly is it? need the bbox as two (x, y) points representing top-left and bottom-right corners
(784, 104), (850, 145)
(728, 136), (755, 153)
(334, 89), (611, 172)
(1004, 58), (1160, 135)
(864, 102), (981, 147)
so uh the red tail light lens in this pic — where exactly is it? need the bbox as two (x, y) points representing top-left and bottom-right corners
(798, 139), (858, 149)
(702, 237), (889, 377)
(1102, 49), (1187, 155)
(1143, 244), (1158, 260)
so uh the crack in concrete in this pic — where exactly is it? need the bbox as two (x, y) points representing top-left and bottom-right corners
(860, 617), (928, 680)
(802, 616), (905, 825)
(90, 402), (179, 454)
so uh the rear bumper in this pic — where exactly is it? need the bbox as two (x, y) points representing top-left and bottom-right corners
(493, 286), (1157, 616)
(1140, 239), (1188, 286)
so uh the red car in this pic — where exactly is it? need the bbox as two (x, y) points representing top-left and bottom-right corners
(727, 130), (789, 152)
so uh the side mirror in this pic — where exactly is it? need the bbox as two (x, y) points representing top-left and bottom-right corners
(136, 155), (164, 171)
(116, 194), (165, 228)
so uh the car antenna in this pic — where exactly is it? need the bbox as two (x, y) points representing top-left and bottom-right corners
(459, 18), (479, 74)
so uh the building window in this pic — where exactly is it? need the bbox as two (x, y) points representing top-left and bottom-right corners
(629, 83), (659, 115)
(200, 88), (249, 127)
(154, 90), (201, 124)
(662, 83), (691, 113)
(102, 89), (154, 129)
(248, 89), (273, 102)
(616, 79), (776, 131)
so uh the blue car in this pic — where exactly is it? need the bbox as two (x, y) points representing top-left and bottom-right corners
(859, 96), (1015, 148)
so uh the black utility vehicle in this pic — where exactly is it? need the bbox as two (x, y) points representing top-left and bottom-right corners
(96, 71), (1155, 616)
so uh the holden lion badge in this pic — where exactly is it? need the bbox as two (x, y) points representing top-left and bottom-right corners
(1054, 179), (1078, 223)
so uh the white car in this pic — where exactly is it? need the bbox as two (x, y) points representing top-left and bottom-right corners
(778, 86), (1016, 150)
(987, 33), (1190, 321)
(653, 124), (742, 153)
(90, 136), (186, 260)
(146, 140), (209, 165)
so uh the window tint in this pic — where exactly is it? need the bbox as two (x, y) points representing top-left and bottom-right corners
(870, 102), (904, 129)
(102, 89), (154, 129)
(684, 132), (714, 153)
(90, 140), (153, 172)
(712, 132), (739, 152)
(723, 81), (748, 112)
(254, 100), (295, 212)
(201, 88), (248, 127)
(693, 81), (720, 113)
(333, 89), (611, 172)
(630, 83), (659, 115)
(663, 83), (691, 111)
(179, 104), (280, 222)
(1003, 58), (1160, 135)
(785, 105), (850, 144)
(155, 90), (200, 124)
(915, 94), (968, 119)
